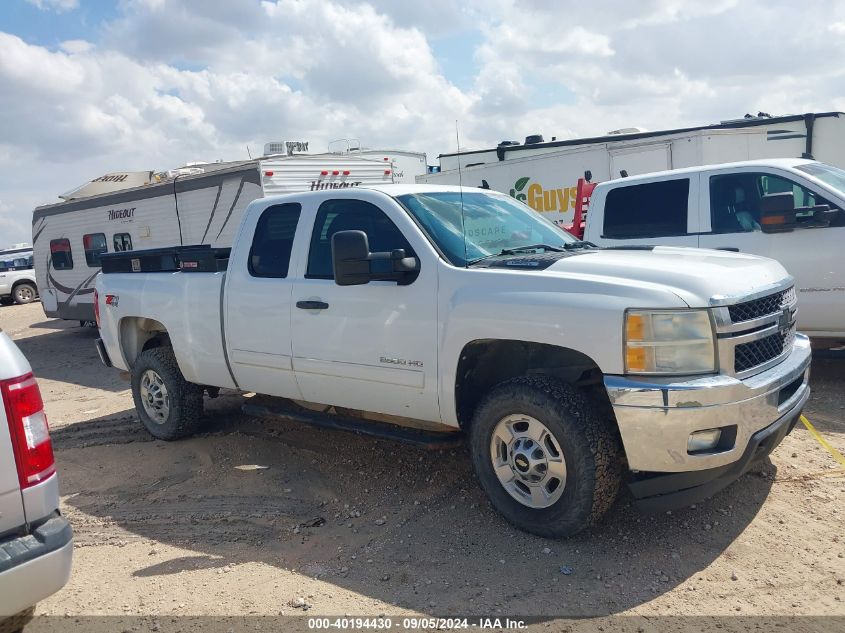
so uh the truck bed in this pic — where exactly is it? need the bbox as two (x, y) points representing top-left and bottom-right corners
(95, 248), (234, 388)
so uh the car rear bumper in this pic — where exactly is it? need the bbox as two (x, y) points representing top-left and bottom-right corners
(0, 513), (73, 616)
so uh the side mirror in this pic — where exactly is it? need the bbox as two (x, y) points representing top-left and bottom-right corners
(331, 230), (419, 286)
(760, 192), (796, 233)
(796, 204), (839, 228)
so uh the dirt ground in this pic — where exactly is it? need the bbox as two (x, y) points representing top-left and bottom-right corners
(1, 302), (843, 630)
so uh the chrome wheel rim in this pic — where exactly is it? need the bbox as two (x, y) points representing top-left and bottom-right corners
(16, 287), (33, 301)
(489, 414), (567, 508)
(139, 369), (170, 424)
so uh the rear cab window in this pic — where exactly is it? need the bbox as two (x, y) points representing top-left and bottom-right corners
(248, 203), (302, 278)
(602, 179), (690, 238)
(50, 239), (73, 270)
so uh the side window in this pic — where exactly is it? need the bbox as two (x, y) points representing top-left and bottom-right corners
(602, 179), (689, 239)
(248, 203), (302, 278)
(50, 239), (74, 270)
(710, 174), (761, 233)
(306, 199), (415, 279)
(113, 233), (133, 252)
(83, 233), (108, 266)
(710, 173), (837, 234)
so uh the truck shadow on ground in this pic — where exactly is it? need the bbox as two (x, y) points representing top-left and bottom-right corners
(12, 324), (127, 393)
(51, 396), (779, 617)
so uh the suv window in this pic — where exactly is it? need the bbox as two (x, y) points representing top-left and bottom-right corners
(50, 239), (73, 270)
(83, 233), (108, 266)
(603, 179), (689, 238)
(710, 172), (839, 233)
(248, 203), (302, 278)
(306, 199), (414, 279)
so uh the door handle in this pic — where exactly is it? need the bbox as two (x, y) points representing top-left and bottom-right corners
(296, 300), (329, 310)
(716, 247), (740, 252)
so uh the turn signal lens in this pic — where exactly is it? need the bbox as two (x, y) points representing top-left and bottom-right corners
(626, 313), (645, 342)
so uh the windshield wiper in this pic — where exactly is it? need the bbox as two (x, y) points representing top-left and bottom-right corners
(498, 243), (566, 255)
(562, 240), (597, 250)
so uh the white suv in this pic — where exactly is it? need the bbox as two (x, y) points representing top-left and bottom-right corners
(0, 330), (72, 630)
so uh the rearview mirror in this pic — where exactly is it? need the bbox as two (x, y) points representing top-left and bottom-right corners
(331, 230), (419, 286)
(759, 192), (796, 233)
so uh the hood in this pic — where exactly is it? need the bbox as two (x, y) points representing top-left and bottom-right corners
(544, 246), (790, 307)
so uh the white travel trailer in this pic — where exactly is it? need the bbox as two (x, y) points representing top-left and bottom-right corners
(328, 139), (428, 184)
(418, 112), (845, 228)
(33, 154), (395, 322)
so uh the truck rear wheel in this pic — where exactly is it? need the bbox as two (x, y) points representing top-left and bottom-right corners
(12, 283), (37, 305)
(131, 346), (204, 440)
(469, 375), (621, 538)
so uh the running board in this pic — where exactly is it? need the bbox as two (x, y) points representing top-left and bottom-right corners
(241, 401), (464, 450)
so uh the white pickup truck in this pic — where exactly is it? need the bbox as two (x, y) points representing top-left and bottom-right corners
(95, 184), (811, 537)
(578, 159), (845, 345)
(0, 330), (72, 628)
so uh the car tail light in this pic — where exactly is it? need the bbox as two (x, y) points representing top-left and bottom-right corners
(1, 373), (55, 489)
(94, 289), (101, 327)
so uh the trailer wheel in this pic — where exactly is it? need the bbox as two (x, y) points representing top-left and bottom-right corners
(469, 375), (621, 538)
(131, 346), (204, 440)
(12, 283), (37, 305)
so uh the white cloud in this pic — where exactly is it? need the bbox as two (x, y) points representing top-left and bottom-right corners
(60, 39), (95, 54)
(24, 0), (79, 12)
(1, 0), (844, 244)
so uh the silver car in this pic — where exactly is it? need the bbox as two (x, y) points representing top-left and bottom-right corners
(0, 329), (72, 630)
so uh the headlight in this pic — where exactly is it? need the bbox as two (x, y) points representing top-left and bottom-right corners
(625, 309), (716, 374)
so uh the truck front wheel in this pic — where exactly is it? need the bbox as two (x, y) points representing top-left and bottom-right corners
(131, 346), (204, 440)
(469, 375), (621, 538)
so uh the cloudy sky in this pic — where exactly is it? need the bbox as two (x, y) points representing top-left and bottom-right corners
(1, 0), (844, 244)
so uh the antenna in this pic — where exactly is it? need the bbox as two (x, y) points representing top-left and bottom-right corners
(246, 145), (252, 159)
(456, 120), (468, 266)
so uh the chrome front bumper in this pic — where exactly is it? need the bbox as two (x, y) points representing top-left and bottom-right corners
(605, 333), (812, 473)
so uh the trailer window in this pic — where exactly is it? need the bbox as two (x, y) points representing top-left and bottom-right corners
(50, 239), (73, 270)
(83, 233), (108, 267)
(249, 203), (302, 278)
(307, 199), (414, 279)
(113, 233), (133, 252)
(603, 179), (689, 239)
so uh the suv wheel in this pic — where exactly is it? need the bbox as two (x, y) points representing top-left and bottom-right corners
(131, 346), (204, 440)
(12, 283), (37, 305)
(469, 375), (621, 538)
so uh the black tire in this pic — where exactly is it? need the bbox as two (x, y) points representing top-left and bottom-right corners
(12, 283), (37, 305)
(469, 375), (621, 538)
(131, 346), (204, 440)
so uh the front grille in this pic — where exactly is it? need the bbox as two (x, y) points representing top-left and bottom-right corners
(734, 326), (795, 373)
(728, 286), (795, 323)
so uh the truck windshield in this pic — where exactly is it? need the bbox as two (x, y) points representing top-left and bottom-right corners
(795, 162), (845, 195)
(397, 190), (578, 267)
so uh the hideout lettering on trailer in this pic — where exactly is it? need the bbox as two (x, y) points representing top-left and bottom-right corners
(108, 207), (136, 220)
